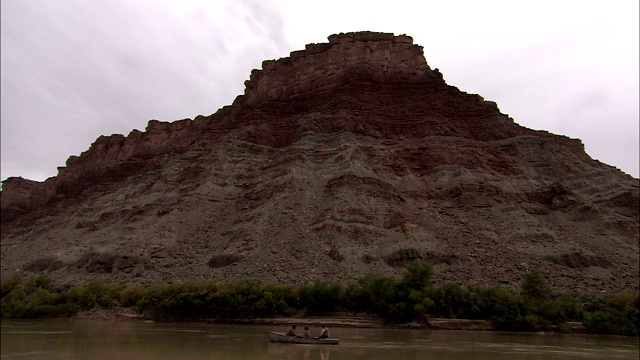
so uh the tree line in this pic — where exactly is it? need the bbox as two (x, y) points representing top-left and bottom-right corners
(1, 262), (637, 336)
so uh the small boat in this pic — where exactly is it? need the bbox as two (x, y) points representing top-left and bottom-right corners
(268, 331), (339, 345)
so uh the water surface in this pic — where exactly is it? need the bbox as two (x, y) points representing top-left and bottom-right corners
(2, 319), (638, 359)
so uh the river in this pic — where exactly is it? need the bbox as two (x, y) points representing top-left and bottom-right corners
(1, 319), (638, 359)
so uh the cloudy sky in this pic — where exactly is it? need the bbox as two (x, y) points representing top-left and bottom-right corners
(2, 0), (638, 182)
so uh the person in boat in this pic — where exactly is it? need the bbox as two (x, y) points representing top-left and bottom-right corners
(318, 324), (329, 339)
(303, 327), (311, 338)
(286, 324), (298, 337)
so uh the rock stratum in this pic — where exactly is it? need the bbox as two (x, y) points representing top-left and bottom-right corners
(2, 32), (638, 294)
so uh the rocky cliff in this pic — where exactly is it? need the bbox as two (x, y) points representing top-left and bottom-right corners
(2, 32), (638, 294)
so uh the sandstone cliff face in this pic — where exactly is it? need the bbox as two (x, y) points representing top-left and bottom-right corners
(2, 32), (638, 294)
(243, 32), (425, 106)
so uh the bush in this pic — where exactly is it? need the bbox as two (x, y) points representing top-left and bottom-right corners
(138, 281), (216, 320)
(467, 285), (523, 330)
(33, 274), (52, 290)
(1, 275), (78, 318)
(430, 282), (469, 318)
(65, 280), (121, 310)
(137, 279), (288, 321)
(296, 281), (344, 316)
(521, 272), (552, 300)
(352, 274), (397, 314)
(120, 285), (146, 307)
(1, 270), (637, 337)
(224, 279), (287, 318)
(582, 291), (639, 336)
(397, 261), (434, 292)
(552, 294), (584, 322)
(1, 276), (22, 297)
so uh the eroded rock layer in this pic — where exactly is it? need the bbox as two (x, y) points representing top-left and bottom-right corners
(2, 32), (638, 294)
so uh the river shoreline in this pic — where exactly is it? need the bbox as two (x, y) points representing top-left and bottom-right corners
(70, 307), (590, 334)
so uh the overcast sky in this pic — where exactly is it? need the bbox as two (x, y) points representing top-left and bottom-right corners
(2, 0), (638, 182)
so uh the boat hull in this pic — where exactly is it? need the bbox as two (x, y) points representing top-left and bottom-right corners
(268, 331), (339, 345)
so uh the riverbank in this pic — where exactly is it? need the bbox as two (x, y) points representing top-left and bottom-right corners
(71, 307), (592, 333)
(72, 307), (388, 327)
(4, 274), (634, 335)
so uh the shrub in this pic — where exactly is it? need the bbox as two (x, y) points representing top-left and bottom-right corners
(553, 294), (584, 322)
(137, 279), (288, 321)
(430, 282), (469, 318)
(1, 276), (27, 304)
(521, 272), (552, 300)
(138, 281), (218, 320)
(354, 274), (397, 313)
(33, 274), (52, 290)
(1, 275), (78, 318)
(120, 284), (146, 307)
(65, 280), (121, 310)
(1, 270), (636, 337)
(582, 291), (639, 336)
(468, 285), (523, 330)
(397, 261), (434, 292)
(296, 281), (344, 316)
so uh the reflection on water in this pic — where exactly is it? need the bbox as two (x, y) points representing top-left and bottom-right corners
(1, 320), (638, 360)
(268, 343), (332, 360)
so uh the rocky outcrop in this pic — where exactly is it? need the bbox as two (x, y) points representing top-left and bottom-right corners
(0, 116), (215, 222)
(1, 32), (638, 294)
(242, 32), (430, 106)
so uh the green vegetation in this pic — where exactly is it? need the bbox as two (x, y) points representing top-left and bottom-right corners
(1, 265), (638, 336)
(137, 279), (287, 321)
(0, 274), (77, 318)
(581, 291), (639, 335)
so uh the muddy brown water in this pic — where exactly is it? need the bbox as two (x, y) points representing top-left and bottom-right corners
(1, 319), (638, 359)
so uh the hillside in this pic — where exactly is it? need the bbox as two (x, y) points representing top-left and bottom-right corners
(2, 32), (638, 294)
